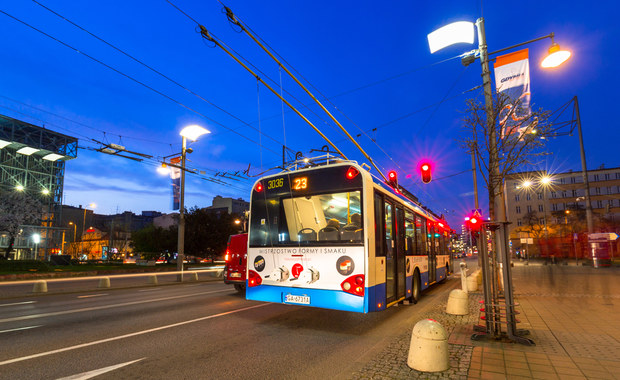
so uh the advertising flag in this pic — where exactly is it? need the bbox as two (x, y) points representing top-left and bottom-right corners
(170, 157), (181, 210)
(494, 49), (532, 138)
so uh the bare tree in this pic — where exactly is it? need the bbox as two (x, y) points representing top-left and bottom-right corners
(461, 92), (554, 221)
(0, 191), (43, 259)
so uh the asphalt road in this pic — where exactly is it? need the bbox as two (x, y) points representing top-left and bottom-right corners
(0, 272), (461, 380)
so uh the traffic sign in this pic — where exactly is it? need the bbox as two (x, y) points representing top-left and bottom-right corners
(588, 233), (618, 242)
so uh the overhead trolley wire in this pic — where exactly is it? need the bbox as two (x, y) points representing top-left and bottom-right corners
(30, 0), (298, 157)
(0, 8), (285, 158)
(218, 2), (390, 182)
(166, 0), (348, 160)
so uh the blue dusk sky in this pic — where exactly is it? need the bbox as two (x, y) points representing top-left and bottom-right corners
(0, 1), (618, 228)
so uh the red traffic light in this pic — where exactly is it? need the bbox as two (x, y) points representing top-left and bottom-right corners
(387, 170), (398, 189)
(465, 213), (483, 232)
(420, 162), (432, 184)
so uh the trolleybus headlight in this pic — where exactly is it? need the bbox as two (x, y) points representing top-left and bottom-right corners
(248, 270), (262, 287)
(341, 274), (364, 296)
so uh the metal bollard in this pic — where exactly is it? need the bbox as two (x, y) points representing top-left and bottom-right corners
(190, 272), (198, 281)
(446, 289), (469, 315)
(147, 274), (158, 285)
(98, 277), (110, 288)
(407, 319), (449, 372)
(459, 261), (468, 293)
(32, 280), (47, 293)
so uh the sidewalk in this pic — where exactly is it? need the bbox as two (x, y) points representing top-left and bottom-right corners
(352, 271), (620, 379)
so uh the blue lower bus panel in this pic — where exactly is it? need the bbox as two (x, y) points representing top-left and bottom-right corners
(247, 285), (366, 313)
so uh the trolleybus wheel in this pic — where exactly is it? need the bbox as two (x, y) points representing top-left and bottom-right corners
(411, 270), (421, 304)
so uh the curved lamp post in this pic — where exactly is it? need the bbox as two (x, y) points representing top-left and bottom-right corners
(177, 125), (210, 281)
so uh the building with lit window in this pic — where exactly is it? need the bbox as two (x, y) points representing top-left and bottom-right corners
(504, 166), (620, 256)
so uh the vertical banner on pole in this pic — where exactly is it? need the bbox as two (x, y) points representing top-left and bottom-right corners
(494, 48), (532, 138)
(170, 157), (181, 210)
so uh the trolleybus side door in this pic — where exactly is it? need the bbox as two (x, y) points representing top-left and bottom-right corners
(395, 206), (406, 300)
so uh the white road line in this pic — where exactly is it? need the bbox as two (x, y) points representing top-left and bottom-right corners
(138, 288), (162, 292)
(0, 325), (42, 334)
(0, 301), (36, 307)
(55, 357), (145, 380)
(77, 294), (108, 299)
(0, 289), (231, 324)
(0, 304), (268, 366)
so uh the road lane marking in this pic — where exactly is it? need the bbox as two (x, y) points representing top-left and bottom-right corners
(0, 304), (268, 366)
(77, 294), (108, 299)
(0, 301), (36, 307)
(138, 288), (162, 292)
(0, 289), (231, 323)
(56, 357), (145, 380)
(0, 325), (42, 334)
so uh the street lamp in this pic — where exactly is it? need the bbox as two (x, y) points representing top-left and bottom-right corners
(177, 124), (210, 281)
(32, 233), (40, 260)
(519, 174), (553, 238)
(81, 203), (96, 256)
(428, 19), (570, 345)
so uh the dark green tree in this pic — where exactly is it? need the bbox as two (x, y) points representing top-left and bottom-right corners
(130, 225), (177, 260)
(184, 208), (241, 260)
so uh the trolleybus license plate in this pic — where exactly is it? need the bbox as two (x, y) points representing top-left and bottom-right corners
(285, 294), (310, 304)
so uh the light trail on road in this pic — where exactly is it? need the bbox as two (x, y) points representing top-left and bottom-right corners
(0, 303), (268, 366)
(0, 288), (230, 323)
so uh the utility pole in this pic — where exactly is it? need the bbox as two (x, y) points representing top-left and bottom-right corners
(574, 96), (594, 233)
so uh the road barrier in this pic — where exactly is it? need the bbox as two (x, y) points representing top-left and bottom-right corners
(32, 280), (47, 293)
(0, 267), (227, 298)
(98, 277), (111, 288)
(407, 319), (449, 372)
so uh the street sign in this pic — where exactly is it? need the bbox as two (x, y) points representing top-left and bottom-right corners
(588, 233), (616, 242)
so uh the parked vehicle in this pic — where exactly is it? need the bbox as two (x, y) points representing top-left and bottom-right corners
(223, 233), (248, 293)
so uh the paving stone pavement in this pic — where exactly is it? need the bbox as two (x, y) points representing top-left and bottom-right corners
(350, 290), (481, 379)
(350, 264), (620, 379)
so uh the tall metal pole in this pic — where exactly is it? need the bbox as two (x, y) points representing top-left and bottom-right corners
(177, 136), (187, 282)
(574, 96), (594, 233)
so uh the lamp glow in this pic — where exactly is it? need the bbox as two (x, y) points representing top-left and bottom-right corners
(180, 125), (210, 141)
(16, 147), (39, 155)
(427, 21), (475, 54)
(541, 43), (571, 68)
(0, 139), (11, 149)
(43, 153), (64, 161)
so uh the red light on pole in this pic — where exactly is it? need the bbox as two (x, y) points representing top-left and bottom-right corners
(387, 170), (398, 189)
(419, 161), (433, 184)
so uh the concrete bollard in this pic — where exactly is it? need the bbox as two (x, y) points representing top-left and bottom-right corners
(459, 262), (468, 293)
(32, 280), (48, 293)
(467, 274), (478, 292)
(407, 319), (449, 372)
(446, 289), (469, 315)
(98, 277), (110, 288)
(147, 274), (158, 285)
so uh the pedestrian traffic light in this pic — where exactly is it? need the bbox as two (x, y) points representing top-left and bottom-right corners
(420, 162), (432, 184)
(465, 212), (483, 233)
(387, 170), (398, 189)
